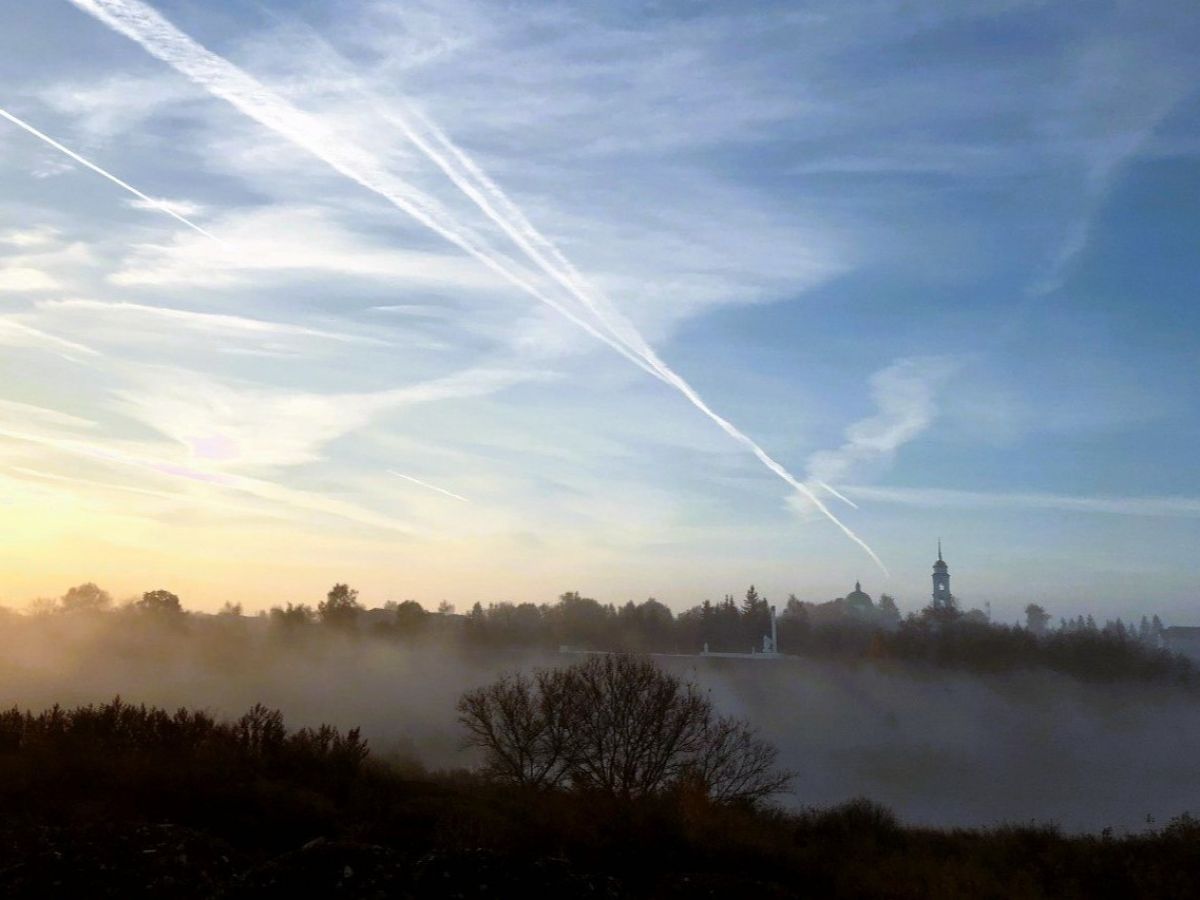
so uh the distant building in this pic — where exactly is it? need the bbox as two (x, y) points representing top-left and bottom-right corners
(844, 581), (875, 618)
(931, 540), (952, 608)
(793, 581), (899, 630)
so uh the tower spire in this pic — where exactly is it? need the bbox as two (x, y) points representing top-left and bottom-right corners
(932, 539), (950, 607)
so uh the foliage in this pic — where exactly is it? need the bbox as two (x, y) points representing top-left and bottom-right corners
(318, 583), (362, 630)
(2, 699), (1200, 898)
(269, 602), (315, 633)
(58, 583), (112, 614)
(137, 589), (183, 616)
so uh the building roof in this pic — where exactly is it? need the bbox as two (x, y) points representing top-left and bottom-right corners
(844, 581), (874, 610)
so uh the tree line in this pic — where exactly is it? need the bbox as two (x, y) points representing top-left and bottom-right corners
(8, 580), (1194, 687)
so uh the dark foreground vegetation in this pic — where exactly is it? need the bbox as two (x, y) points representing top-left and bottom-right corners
(3, 685), (1200, 897)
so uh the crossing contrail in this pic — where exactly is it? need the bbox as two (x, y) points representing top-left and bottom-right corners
(815, 479), (860, 509)
(65, 0), (887, 574)
(0, 106), (222, 243)
(389, 471), (471, 503)
(391, 106), (887, 571)
(62, 0), (662, 383)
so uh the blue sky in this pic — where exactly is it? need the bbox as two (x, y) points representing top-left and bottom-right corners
(0, 0), (1197, 621)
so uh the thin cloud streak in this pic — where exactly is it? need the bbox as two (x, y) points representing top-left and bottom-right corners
(814, 479), (859, 509)
(38, 298), (394, 346)
(0, 106), (222, 243)
(0, 317), (101, 360)
(842, 484), (1200, 519)
(389, 470), (470, 503)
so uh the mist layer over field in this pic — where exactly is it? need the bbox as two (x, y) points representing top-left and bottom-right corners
(1, 612), (1194, 833)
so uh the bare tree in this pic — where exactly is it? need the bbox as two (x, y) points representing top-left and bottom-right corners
(687, 716), (792, 805)
(457, 670), (573, 788)
(458, 654), (792, 805)
(559, 654), (711, 800)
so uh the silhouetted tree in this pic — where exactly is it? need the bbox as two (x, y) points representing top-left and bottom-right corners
(269, 602), (315, 633)
(138, 589), (183, 616)
(59, 582), (112, 613)
(1025, 603), (1051, 637)
(457, 670), (574, 788)
(549, 591), (613, 648)
(878, 593), (901, 628)
(687, 715), (792, 805)
(318, 583), (362, 631)
(459, 655), (792, 805)
(393, 600), (428, 635)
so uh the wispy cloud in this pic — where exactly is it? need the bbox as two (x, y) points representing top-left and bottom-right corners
(0, 227), (60, 248)
(37, 298), (395, 347)
(0, 398), (97, 430)
(0, 317), (100, 360)
(0, 267), (59, 292)
(38, 71), (200, 143)
(105, 205), (505, 293)
(108, 364), (537, 468)
(842, 484), (1200, 520)
(0, 422), (416, 533)
(1029, 25), (1196, 295)
(807, 357), (957, 486)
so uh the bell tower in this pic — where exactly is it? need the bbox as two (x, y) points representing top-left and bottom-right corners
(931, 539), (951, 607)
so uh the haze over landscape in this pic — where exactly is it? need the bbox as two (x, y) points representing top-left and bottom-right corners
(1, 0), (1198, 622)
(4, 4), (1200, 896)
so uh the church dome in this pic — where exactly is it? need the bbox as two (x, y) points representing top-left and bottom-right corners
(844, 581), (874, 611)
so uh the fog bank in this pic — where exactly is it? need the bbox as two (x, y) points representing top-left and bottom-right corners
(1, 613), (1195, 833)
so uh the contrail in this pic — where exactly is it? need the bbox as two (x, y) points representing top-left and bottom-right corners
(815, 479), (859, 509)
(0, 106), (222, 243)
(67, 0), (887, 574)
(62, 0), (662, 383)
(394, 105), (888, 571)
(389, 470), (470, 503)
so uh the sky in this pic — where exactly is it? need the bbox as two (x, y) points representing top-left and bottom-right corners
(0, 0), (1197, 622)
